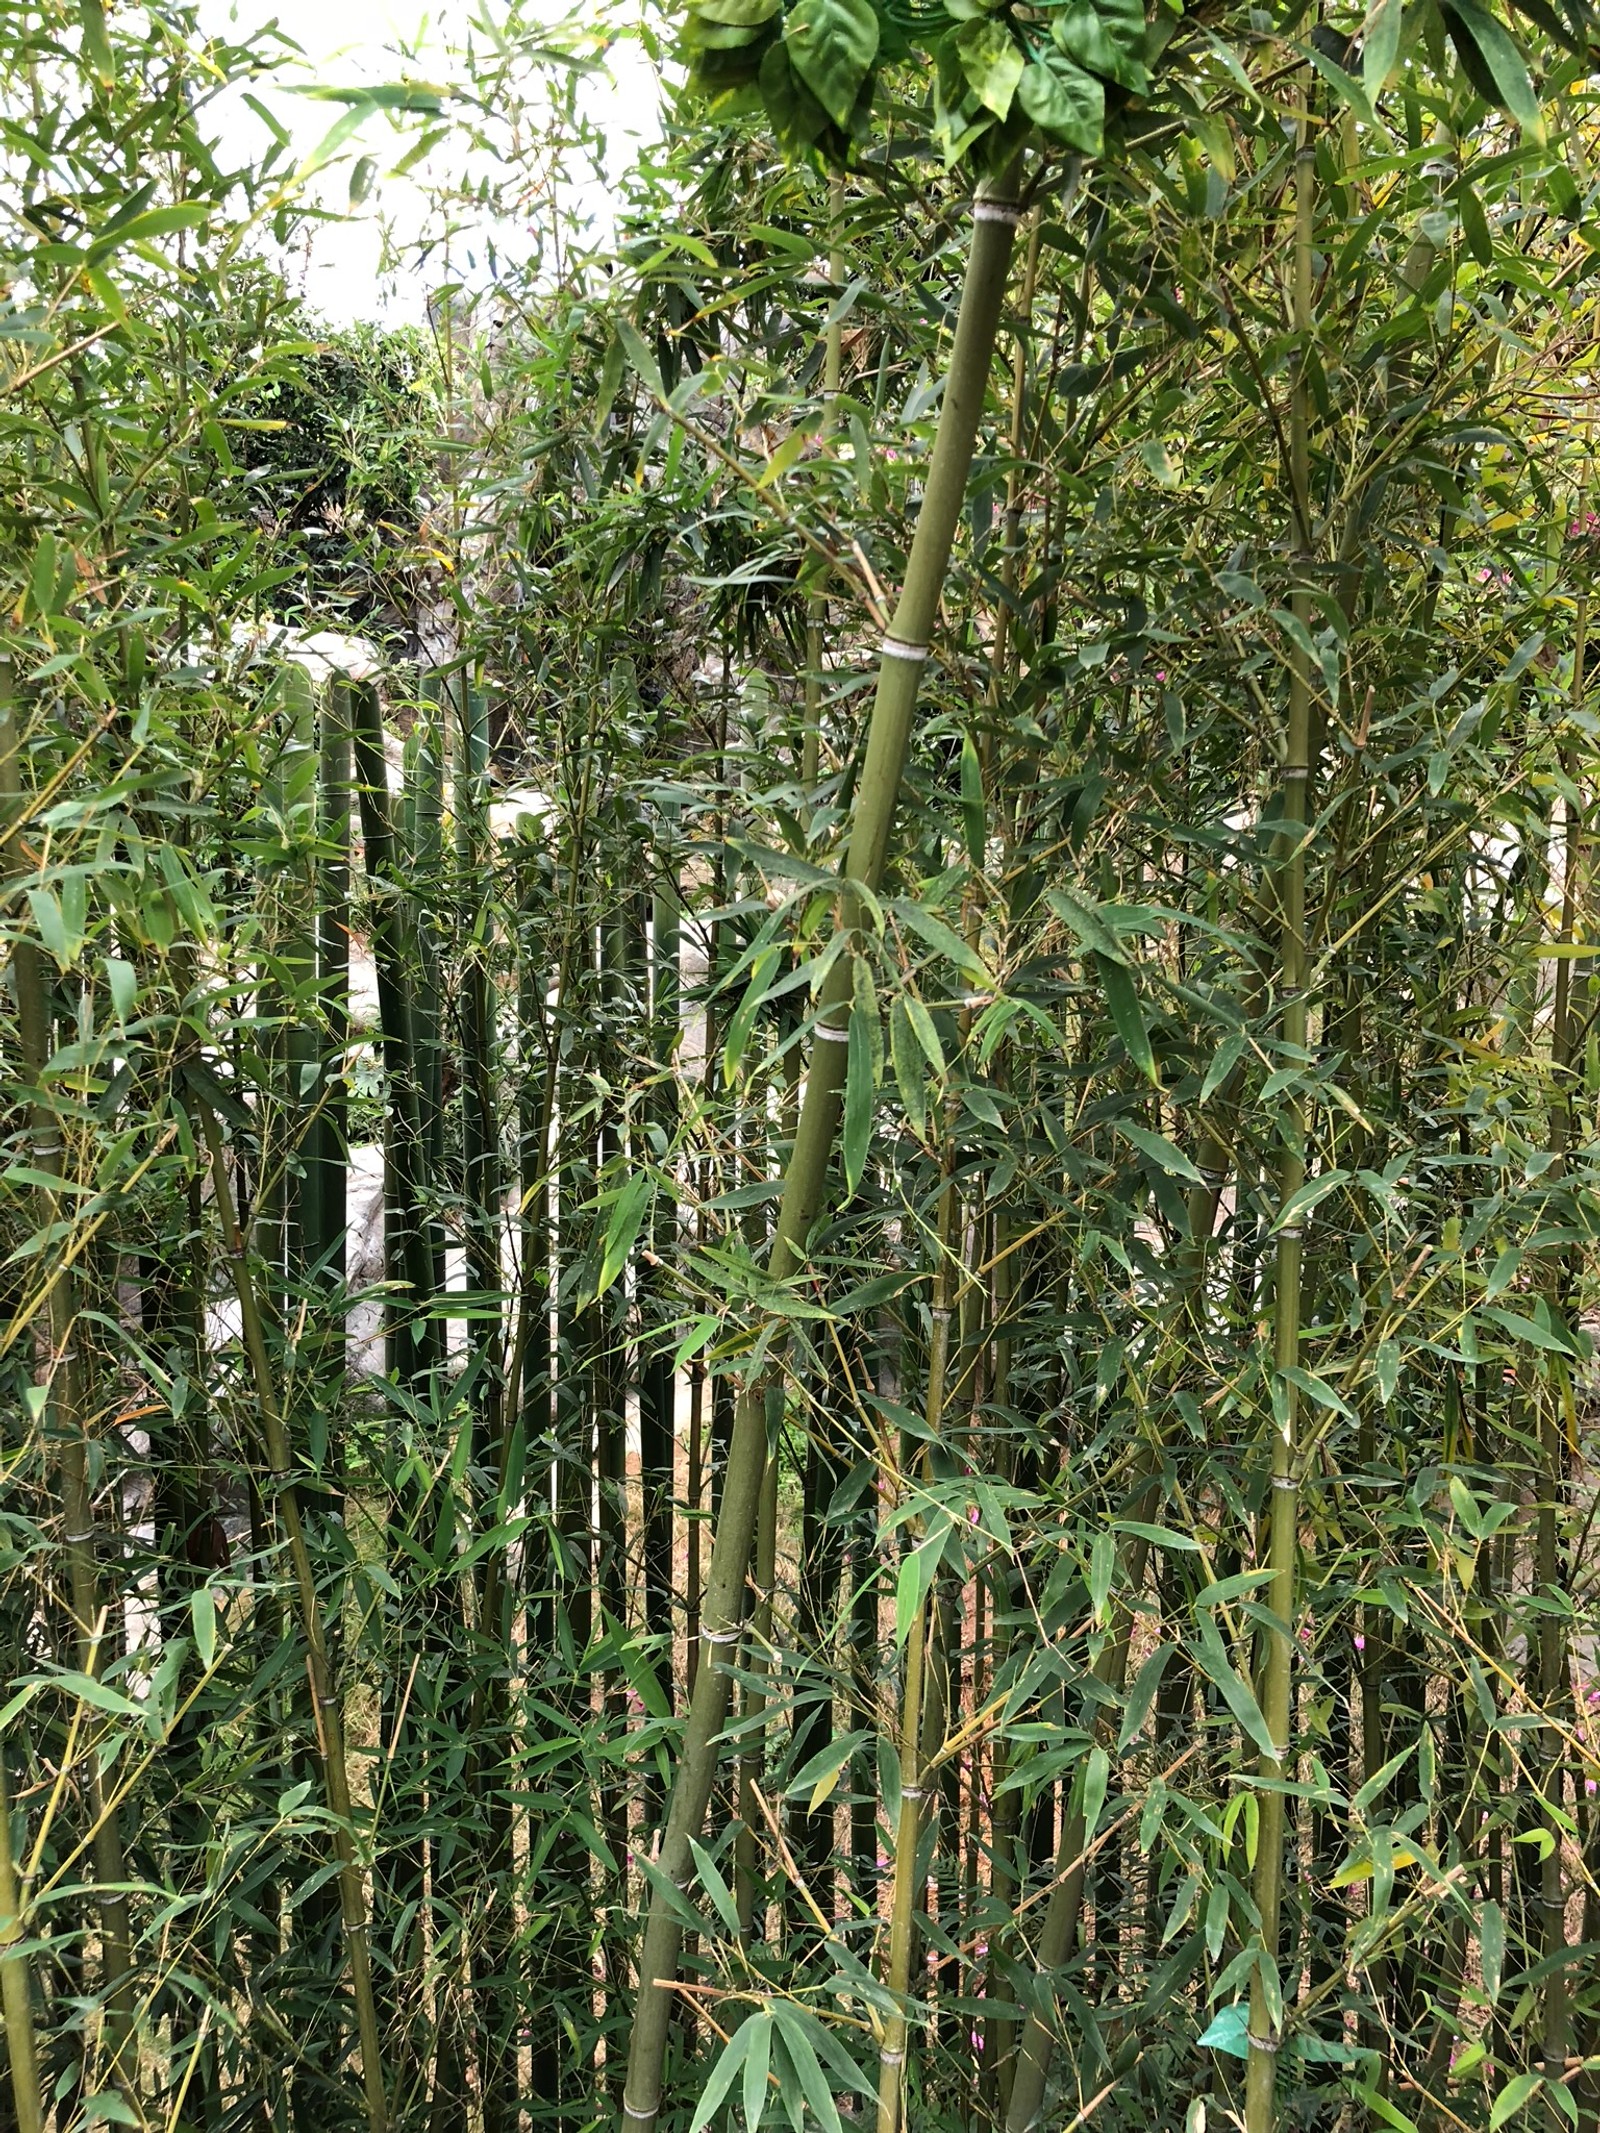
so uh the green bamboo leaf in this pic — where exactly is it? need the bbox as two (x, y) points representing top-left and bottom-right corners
(890, 996), (929, 1140)
(688, 2016), (758, 2133)
(688, 1837), (743, 1938)
(1081, 1744), (1109, 1843)
(1440, 0), (1544, 139)
(1119, 1120), (1205, 1183)
(1480, 1898), (1504, 2002)
(1119, 1643), (1176, 1752)
(597, 1173), (651, 1298)
(29, 531), (57, 617)
(1192, 1617), (1277, 1762)
(903, 991), (945, 1075)
(959, 729), (986, 866)
(1490, 2075), (1544, 2130)
(770, 2005), (844, 2133)
(1273, 1170), (1348, 1231)
(615, 316), (665, 401)
(725, 944), (781, 1083)
(1047, 884), (1125, 961)
(896, 1529), (942, 1648)
(1096, 953), (1157, 1084)
(787, 1729), (872, 1811)
(79, 0), (115, 84)
(1456, 176), (1493, 263)
(894, 899), (989, 984)
(842, 997), (875, 1196)
(190, 1588), (218, 1672)
(743, 2011), (773, 2133)
(26, 887), (70, 968)
(1088, 1530), (1114, 1624)
(1115, 1522), (1203, 1554)
(784, 0), (878, 127)
(1482, 1305), (1577, 1355)
(86, 204), (208, 262)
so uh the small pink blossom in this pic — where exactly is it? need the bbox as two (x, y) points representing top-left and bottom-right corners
(1354, 1635), (1366, 1651)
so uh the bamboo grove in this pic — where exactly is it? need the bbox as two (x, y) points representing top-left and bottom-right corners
(8, 0), (1600, 2129)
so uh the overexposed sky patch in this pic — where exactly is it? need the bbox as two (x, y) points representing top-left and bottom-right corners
(195, 0), (663, 325)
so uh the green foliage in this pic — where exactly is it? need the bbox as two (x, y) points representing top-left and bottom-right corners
(224, 317), (444, 637)
(6, 0), (1600, 2130)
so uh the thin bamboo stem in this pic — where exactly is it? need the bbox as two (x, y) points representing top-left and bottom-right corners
(1, 673), (137, 2094)
(620, 160), (1027, 2132)
(196, 1100), (389, 2133)
(1243, 69), (1316, 2133)
(0, 1754), (43, 2133)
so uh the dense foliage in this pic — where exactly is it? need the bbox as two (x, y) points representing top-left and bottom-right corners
(5, 3), (1600, 2133)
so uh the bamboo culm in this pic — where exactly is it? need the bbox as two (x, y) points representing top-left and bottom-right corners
(620, 161), (1027, 2132)
(1243, 74), (1316, 2133)
(196, 1100), (389, 2133)
(1, 673), (138, 2095)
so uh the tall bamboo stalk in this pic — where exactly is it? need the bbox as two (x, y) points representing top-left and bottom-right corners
(1, 673), (137, 2094)
(196, 1100), (388, 2133)
(1242, 71), (1316, 2133)
(350, 678), (441, 1386)
(0, 1752), (43, 2133)
(802, 173), (847, 799)
(876, 1167), (959, 2133)
(620, 162), (1027, 2131)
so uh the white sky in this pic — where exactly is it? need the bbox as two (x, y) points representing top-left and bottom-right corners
(196, 0), (665, 324)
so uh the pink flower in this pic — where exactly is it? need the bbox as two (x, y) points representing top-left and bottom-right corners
(1588, 1779), (1598, 1797)
(1354, 1635), (1366, 1651)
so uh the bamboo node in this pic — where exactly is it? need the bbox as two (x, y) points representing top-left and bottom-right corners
(881, 635), (930, 663)
(701, 1624), (741, 1646)
(901, 1785), (924, 1802)
(1270, 1474), (1296, 1491)
(972, 199), (1024, 226)
(623, 2102), (657, 2124)
(1276, 1225), (1304, 1241)
(1247, 2032), (1281, 2055)
(814, 1019), (851, 1044)
(63, 1530), (95, 1546)
(1282, 765), (1310, 781)
(878, 2047), (906, 2066)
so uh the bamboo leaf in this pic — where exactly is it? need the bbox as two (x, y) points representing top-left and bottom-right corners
(770, 2005), (845, 2133)
(190, 1589), (218, 1672)
(842, 995), (875, 1197)
(597, 1173), (651, 1298)
(688, 1837), (743, 1938)
(787, 1729), (871, 1812)
(1119, 1643), (1177, 1752)
(1081, 1744), (1109, 1843)
(743, 2011), (773, 2133)
(1490, 2075), (1544, 2131)
(1480, 1898), (1504, 2002)
(1192, 1618), (1277, 1762)
(959, 729), (985, 866)
(688, 2015), (758, 2132)
(890, 996), (929, 1139)
(1096, 953), (1157, 1084)
(1120, 1120), (1205, 1183)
